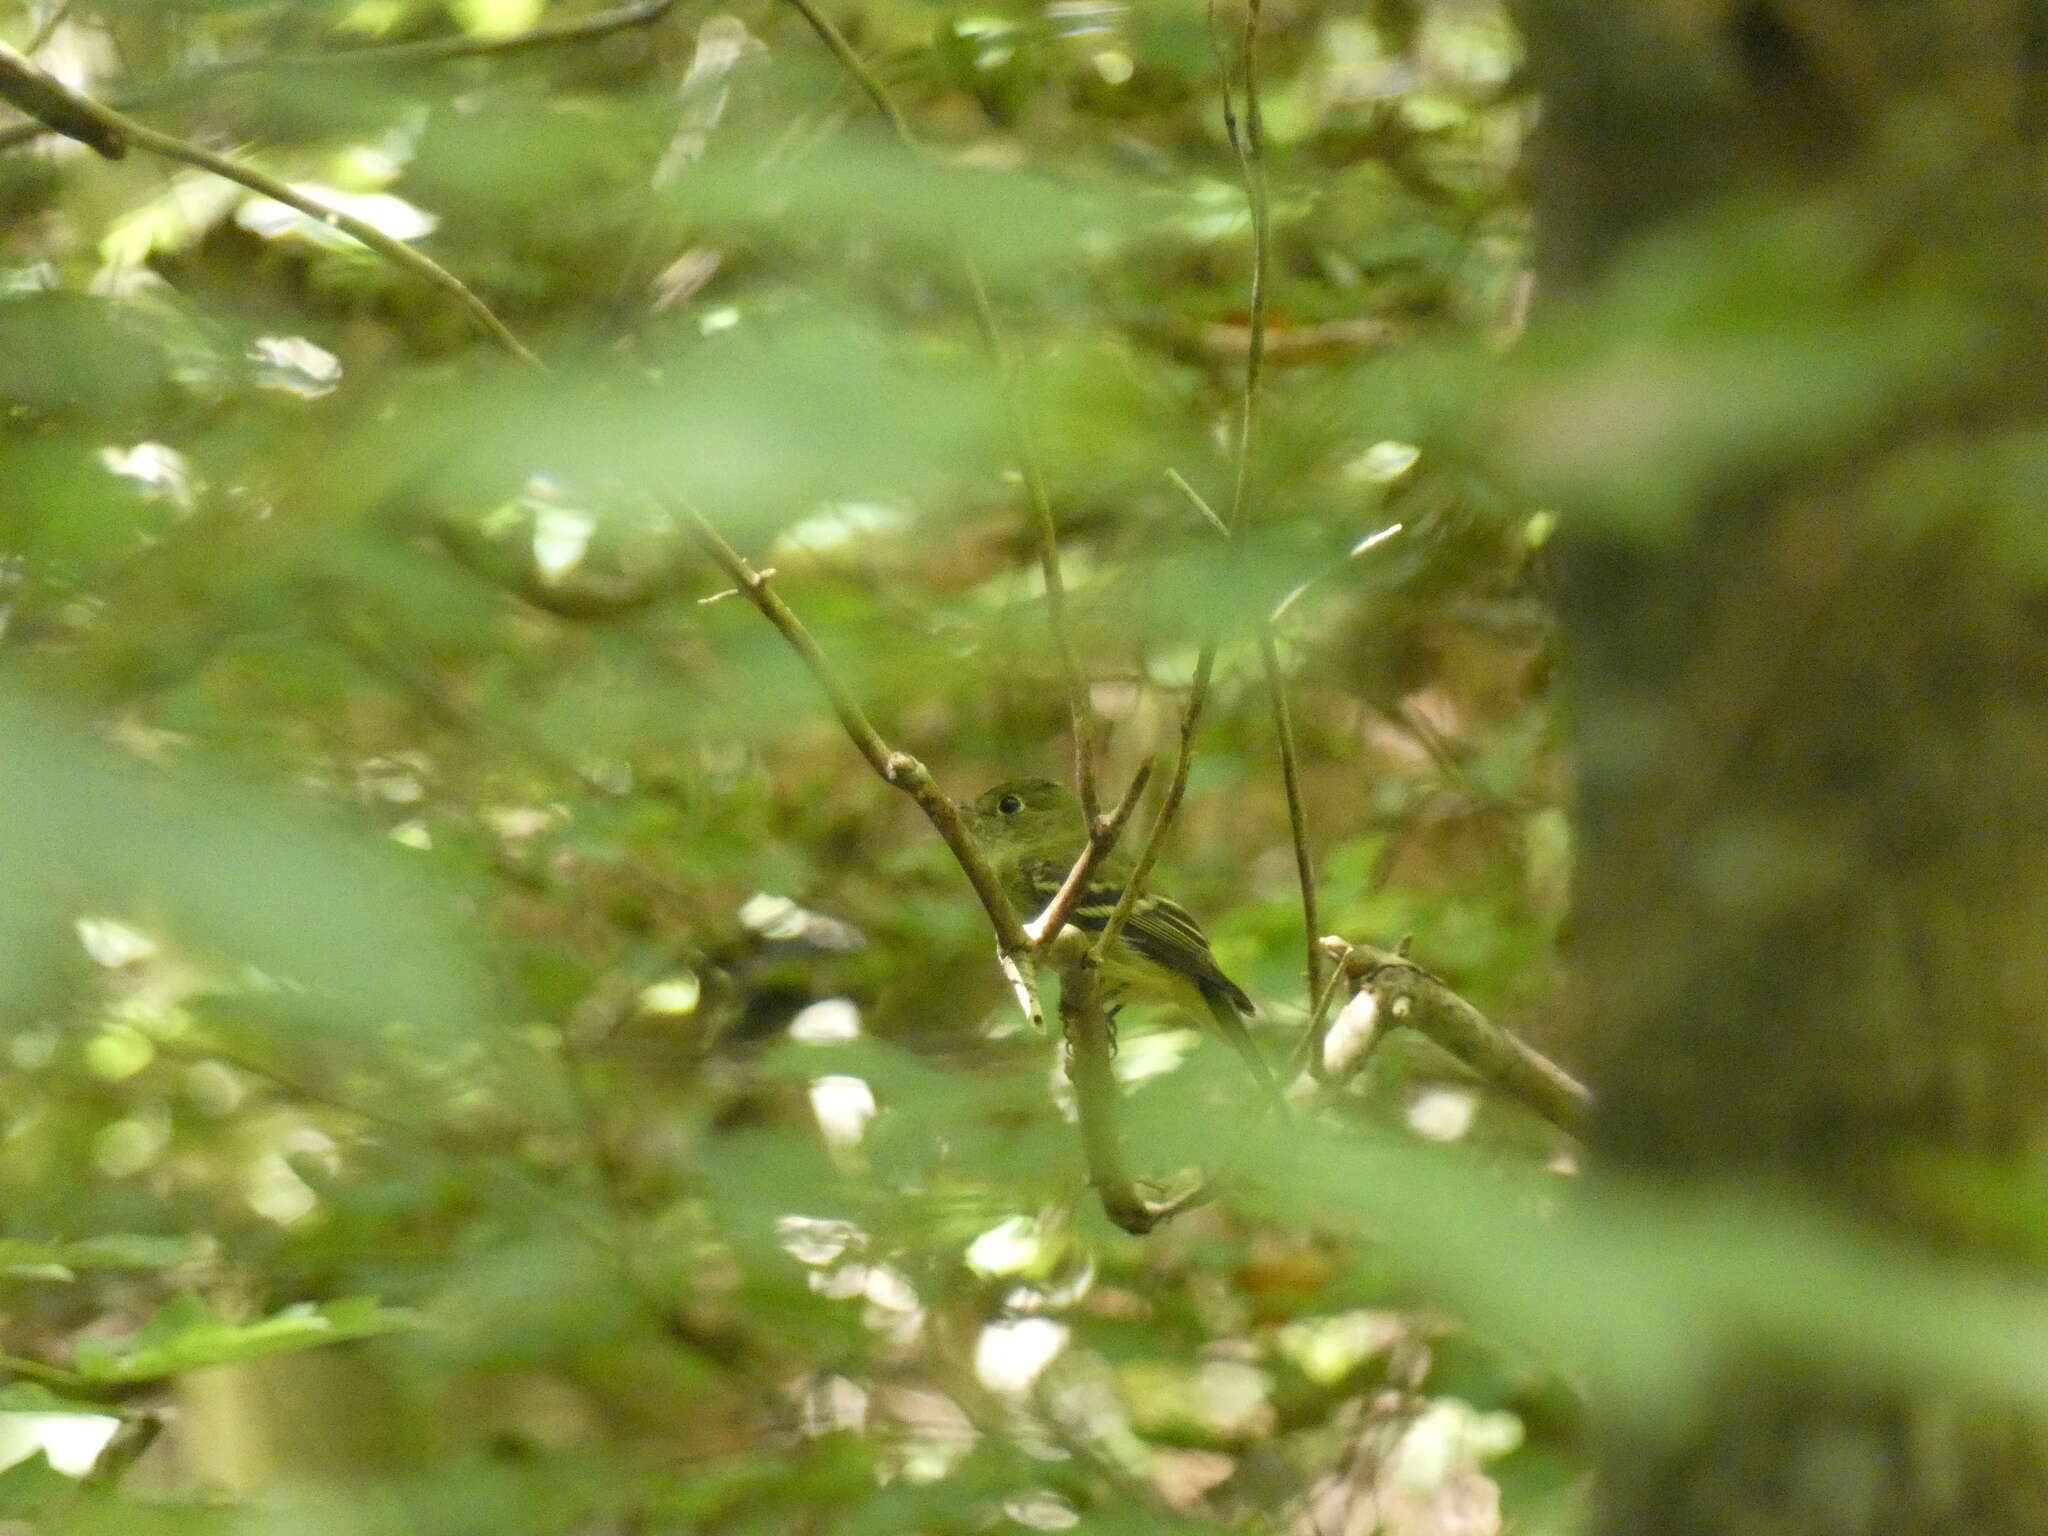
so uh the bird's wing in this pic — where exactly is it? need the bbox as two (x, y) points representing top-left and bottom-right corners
(1108, 894), (1259, 1017)
(1035, 870), (1277, 1102)
(1016, 855), (1259, 1015)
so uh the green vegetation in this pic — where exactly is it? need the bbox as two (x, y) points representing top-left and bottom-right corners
(4, 3), (2046, 1532)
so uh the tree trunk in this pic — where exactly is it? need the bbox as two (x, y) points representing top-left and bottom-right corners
(1510, 2), (2048, 1530)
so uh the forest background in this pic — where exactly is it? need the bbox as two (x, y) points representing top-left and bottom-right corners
(4, 2), (2047, 1534)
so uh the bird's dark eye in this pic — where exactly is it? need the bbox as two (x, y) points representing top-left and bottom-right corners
(998, 794), (1022, 815)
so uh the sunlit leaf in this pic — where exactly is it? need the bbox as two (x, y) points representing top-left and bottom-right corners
(72, 1295), (417, 1383)
(0, 1235), (195, 1278)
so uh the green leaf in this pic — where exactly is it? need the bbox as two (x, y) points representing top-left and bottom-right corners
(72, 1295), (418, 1384)
(0, 682), (488, 1034)
(0, 1383), (111, 1417)
(0, 1235), (195, 1280)
(0, 1451), (73, 1517)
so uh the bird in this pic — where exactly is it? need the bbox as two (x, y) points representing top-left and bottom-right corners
(961, 776), (1278, 1097)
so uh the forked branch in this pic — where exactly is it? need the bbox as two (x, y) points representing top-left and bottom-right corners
(1320, 939), (1591, 1137)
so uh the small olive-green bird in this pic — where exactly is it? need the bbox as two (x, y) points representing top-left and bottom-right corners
(963, 777), (1277, 1096)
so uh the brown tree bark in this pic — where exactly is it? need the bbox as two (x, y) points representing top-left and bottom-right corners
(1509, 2), (2048, 1531)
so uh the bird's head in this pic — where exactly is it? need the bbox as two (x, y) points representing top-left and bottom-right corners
(962, 777), (1084, 855)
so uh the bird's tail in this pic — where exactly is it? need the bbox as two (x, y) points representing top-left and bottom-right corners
(1201, 984), (1286, 1111)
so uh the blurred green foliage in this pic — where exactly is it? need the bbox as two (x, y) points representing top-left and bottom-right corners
(3, 2), (2042, 1533)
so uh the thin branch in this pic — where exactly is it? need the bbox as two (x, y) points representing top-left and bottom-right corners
(1059, 962), (1206, 1235)
(1085, 652), (1215, 969)
(0, 71), (539, 364)
(1221, 0), (1322, 1017)
(1028, 755), (1154, 952)
(79, 1412), (164, 1492)
(1086, 0), (1270, 977)
(1260, 629), (1321, 1006)
(0, 1), (683, 151)
(1325, 940), (1592, 1137)
(967, 266), (1100, 820)
(1222, 0), (1271, 549)
(25, 1), (77, 57)
(186, 0), (683, 74)
(0, 38), (124, 157)
(678, 503), (1036, 965)
(1288, 946), (1352, 1076)
(1164, 466), (1231, 537)
(776, 0), (1100, 820)
(0, 1351), (83, 1387)
(133, 124), (538, 365)
(779, 0), (918, 147)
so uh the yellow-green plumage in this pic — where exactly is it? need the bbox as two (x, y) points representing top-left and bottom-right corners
(962, 777), (1277, 1096)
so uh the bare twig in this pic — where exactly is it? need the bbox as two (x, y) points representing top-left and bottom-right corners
(779, 0), (917, 147)
(0, 72), (538, 364)
(1028, 756), (1155, 952)
(1085, 657), (1216, 970)
(1221, 0), (1270, 548)
(1289, 947), (1352, 1076)
(198, 0), (683, 73)
(967, 267), (1101, 819)
(25, 1), (77, 57)
(0, 38), (124, 157)
(1085, 0), (1270, 977)
(1233, 7), (1314, 1018)
(1325, 940), (1592, 1137)
(776, 0), (1100, 819)
(1260, 630), (1321, 1006)
(0, 1351), (82, 1387)
(1164, 466), (1231, 537)
(678, 504), (1038, 975)
(127, 122), (538, 365)
(0, 1), (683, 151)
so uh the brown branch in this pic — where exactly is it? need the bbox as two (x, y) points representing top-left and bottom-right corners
(679, 505), (1036, 972)
(1324, 940), (1592, 1137)
(130, 124), (538, 366)
(776, 0), (1100, 820)
(0, 1), (683, 151)
(1028, 756), (1154, 953)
